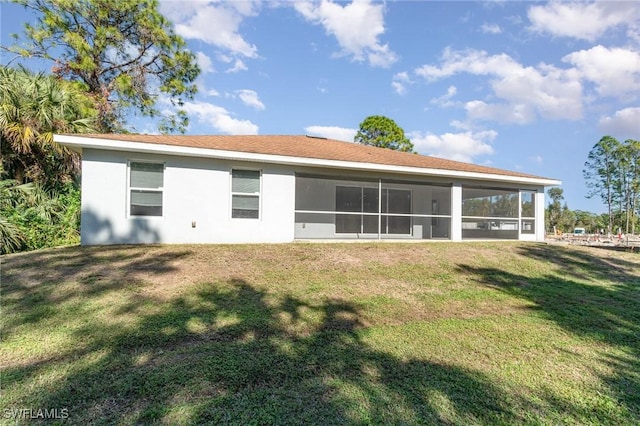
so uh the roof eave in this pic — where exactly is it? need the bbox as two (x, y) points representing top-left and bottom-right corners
(55, 134), (561, 187)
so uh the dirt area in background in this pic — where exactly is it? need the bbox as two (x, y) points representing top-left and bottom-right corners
(546, 233), (640, 252)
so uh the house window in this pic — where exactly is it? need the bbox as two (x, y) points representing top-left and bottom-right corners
(129, 161), (164, 216)
(521, 191), (536, 234)
(231, 169), (260, 219)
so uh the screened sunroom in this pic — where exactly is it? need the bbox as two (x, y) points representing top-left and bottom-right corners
(294, 174), (452, 240)
(294, 174), (542, 241)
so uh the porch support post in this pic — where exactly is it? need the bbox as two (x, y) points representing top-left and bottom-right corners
(535, 188), (546, 241)
(451, 183), (462, 241)
(378, 178), (382, 241)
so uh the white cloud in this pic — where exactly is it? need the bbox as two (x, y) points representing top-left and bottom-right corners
(196, 51), (214, 73)
(294, 0), (397, 68)
(449, 120), (471, 131)
(206, 88), (220, 97)
(195, 80), (220, 97)
(480, 23), (502, 34)
(563, 45), (640, 101)
(415, 48), (522, 82)
(226, 59), (248, 73)
(218, 54), (233, 63)
(482, 0), (508, 10)
(304, 125), (357, 142)
(465, 101), (536, 125)
(430, 85), (458, 107)
(506, 15), (523, 26)
(529, 155), (544, 164)
(133, 123), (161, 135)
(394, 72), (411, 82)
(409, 130), (496, 163)
(527, 1), (640, 42)
(236, 90), (265, 111)
(160, 1), (258, 58)
(181, 100), (259, 134)
(598, 107), (640, 138)
(415, 48), (584, 123)
(391, 82), (405, 96)
(391, 72), (411, 95)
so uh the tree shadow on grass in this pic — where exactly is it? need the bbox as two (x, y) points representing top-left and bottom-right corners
(521, 243), (639, 283)
(3, 275), (522, 425)
(1, 245), (191, 339)
(457, 244), (640, 421)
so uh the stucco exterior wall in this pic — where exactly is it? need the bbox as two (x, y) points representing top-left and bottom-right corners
(81, 149), (295, 245)
(80, 148), (549, 245)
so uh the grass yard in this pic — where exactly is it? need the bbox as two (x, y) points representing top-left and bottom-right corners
(1, 242), (639, 425)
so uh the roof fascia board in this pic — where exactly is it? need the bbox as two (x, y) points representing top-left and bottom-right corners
(55, 135), (562, 186)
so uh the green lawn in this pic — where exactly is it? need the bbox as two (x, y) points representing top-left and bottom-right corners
(1, 242), (639, 425)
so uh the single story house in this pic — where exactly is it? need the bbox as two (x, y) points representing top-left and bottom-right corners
(55, 134), (561, 245)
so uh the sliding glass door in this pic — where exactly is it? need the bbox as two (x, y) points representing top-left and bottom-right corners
(295, 174), (451, 240)
(335, 186), (412, 235)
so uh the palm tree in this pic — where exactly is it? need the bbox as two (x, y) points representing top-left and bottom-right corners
(0, 66), (95, 253)
(0, 65), (96, 189)
(0, 175), (81, 254)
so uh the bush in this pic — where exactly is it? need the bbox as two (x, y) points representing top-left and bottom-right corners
(0, 180), (80, 254)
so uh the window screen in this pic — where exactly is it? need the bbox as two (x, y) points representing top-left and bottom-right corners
(232, 169), (260, 219)
(129, 162), (163, 216)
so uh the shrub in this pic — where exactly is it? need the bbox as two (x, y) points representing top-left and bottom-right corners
(0, 179), (80, 254)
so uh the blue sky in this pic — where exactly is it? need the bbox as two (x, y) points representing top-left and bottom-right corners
(2, 1), (639, 213)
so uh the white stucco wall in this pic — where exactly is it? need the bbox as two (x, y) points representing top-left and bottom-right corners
(81, 149), (295, 245)
(80, 149), (550, 245)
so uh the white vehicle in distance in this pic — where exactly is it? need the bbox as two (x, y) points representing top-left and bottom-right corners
(573, 227), (586, 236)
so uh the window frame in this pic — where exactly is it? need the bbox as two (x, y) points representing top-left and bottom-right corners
(230, 168), (262, 220)
(127, 160), (165, 218)
(520, 190), (536, 235)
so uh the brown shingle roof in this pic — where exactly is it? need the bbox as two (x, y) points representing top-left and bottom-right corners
(77, 134), (549, 180)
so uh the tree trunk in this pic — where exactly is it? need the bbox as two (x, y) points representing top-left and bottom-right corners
(15, 166), (25, 184)
(626, 196), (631, 234)
(633, 195), (638, 235)
(607, 188), (613, 235)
